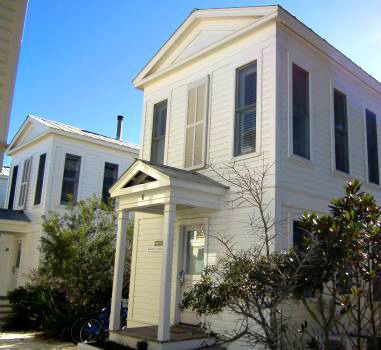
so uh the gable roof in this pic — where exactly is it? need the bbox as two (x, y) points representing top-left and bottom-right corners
(139, 160), (228, 189)
(7, 115), (140, 155)
(133, 6), (277, 88)
(110, 159), (227, 198)
(133, 5), (381, 96)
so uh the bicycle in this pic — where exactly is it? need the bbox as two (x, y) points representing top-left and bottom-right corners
(78, 304), (128, 344)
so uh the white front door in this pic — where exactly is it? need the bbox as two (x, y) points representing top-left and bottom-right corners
(179, 225), (205, 325)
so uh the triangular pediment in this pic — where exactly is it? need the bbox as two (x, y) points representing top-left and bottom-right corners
(133, 6), (278, 88)
(110, 160), (171, 197)
(7, 116), (50, 154)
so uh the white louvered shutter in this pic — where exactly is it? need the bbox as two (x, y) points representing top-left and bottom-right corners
(184, 77), (209, 169)
(18, 157), (32, 209)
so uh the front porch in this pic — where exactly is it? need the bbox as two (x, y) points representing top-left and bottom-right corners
(110, 324), (216, 350)
(108, 160), (227, 349)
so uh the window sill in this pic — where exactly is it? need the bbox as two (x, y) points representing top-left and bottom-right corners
(331, 169), (352, 180)
(288, 154), (314, 169)
(364, 180), (380, 190)
(231, 151), (263, 163)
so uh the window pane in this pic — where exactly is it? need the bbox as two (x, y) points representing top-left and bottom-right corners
(61, 154), (80, 204)
(238, 64), (257, 108)
(185, 229), (205, 275)
(34, 153), (46, 205)
(334, 90), (349, 173)
(151, 100), (167, 164)
(366, 110), (379, 184)
(102, 162), (118, 201)
(238, 110), (256, 154)
(8, 165), (18, 209)
(292, 64), (310, 159)
(293, 221), (306, 251)
(235, 62), (257, 156)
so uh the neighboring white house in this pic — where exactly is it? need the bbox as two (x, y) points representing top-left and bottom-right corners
(0, 115), (139, 296)
(0, 166), (10, 208)
(0, 0), (28, 167)
(107, 5), (381, 350)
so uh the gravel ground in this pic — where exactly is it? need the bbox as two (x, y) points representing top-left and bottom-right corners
(0, 331), (77, 350)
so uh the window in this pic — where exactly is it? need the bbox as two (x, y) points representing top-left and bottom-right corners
(150, 100), (167, 165)
(185, 78), (209, 168)
(235, 62), (257, 156)
(102, 162), (119, 201)
(34, 153), (46, 205)
(18, 157), (32, 209)
(292, 64), (310, 159)
(334, 90), (349, 173)
(185, 229), (205, 275)
(60, 154), (81, 204)
(7, 165), (18, 209)
(337, 266), (352, 294)
(293, 220), (307, 251)
(366, 109), (379, 184)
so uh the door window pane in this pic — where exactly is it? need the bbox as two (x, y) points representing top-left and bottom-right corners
(185, 229), (205, 275)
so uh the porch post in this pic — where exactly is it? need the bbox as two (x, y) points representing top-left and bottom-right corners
(109, 209), (129, 331)
(157, 203), (176, 341)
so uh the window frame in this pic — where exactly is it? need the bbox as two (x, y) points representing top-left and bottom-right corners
(234, 61), (258, 157)
(102, 162), (119, 202)
(183, 76), (210, 170)
(333, 89), (350, 174)
(60, 153), (81, 204)
(7, 165), (19, 210)
(149, 99), (168, 165)
(364, 108), (380, 185)
(291, 63), (311, 160)
(34, 153), (47, 206)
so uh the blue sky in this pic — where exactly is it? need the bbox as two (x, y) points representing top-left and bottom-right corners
(6, 0), (381, 165)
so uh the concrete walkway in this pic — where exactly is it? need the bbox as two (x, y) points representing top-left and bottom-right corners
(0, 331), (77, 350)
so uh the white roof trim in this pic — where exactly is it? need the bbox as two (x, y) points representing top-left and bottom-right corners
(133, 6), (278, 88)
(133, 5), (381, 95)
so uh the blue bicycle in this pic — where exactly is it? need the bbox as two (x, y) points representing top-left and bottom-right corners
(79, 304), (128, 344)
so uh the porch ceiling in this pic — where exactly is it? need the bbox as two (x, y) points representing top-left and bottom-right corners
(110, 160), (228, 212)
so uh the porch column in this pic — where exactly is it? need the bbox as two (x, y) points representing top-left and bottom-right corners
(109, 209), (129, 331)
(157, 203), (176, 341)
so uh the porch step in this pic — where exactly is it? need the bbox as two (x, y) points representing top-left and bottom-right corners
(0, 297), (11, 325)
(110, 325), (216, 350)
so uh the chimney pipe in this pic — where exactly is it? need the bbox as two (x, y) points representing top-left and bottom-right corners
(116, 115), (124, 140)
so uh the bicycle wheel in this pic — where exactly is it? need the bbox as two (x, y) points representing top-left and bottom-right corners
(71, 317), (88, 344)
(80, 318), (104, 344)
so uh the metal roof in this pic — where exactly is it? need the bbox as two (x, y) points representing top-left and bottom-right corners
(140, 160), (228, 189)
(0, 209), (30, 222)
(29, 115), (140, 152)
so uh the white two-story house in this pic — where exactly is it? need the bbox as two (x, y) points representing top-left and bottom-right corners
(106, 5), (381, 350)
(0, 115), (139, 297)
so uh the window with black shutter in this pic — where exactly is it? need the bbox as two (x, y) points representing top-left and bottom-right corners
(60, 154), (81, 204)
(8, 165), (18, 209)
(366, 109), (379, 184)
(292, 64), (310, 159)
(293, 220), (307, 251)
(234, 62), (257, 156)
(102, 162), (119, 201)
(150, 100), (167, 165)
(34, 153), (46, 205)
(334, 90), (349, 173)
